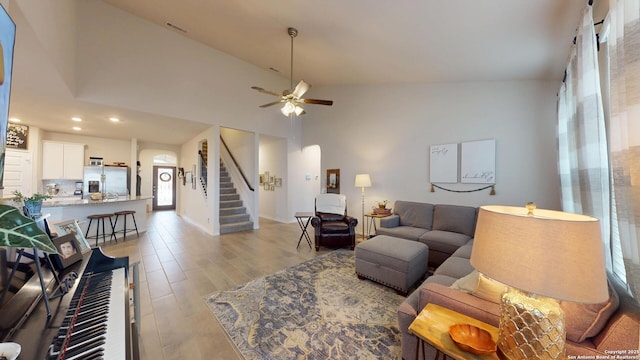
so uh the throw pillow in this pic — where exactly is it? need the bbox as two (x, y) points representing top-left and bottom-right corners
(561, 281), (619, 343)
(475, 273), (508, 303)
(450, 270), (479, 293)
(450, 270), (508, 304)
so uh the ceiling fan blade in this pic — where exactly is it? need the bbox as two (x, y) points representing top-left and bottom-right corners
(251, 86), (282, 97)
(292, 80), (310, 98)
(259, 100), (284, 108)
(301, 98), (333, 106)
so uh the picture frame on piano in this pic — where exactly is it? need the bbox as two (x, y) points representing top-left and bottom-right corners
(51, 233), (84, 270)
(52, 219), (91, 254)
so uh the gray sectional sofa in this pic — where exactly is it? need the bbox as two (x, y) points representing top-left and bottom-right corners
(376, 200), (640, 360)
(377, 201), (477, 268)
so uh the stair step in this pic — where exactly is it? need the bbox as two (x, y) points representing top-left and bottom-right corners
(220, 193), (239, 201)
(220, 182), (233, 189)
(220, 221), (254, 234)
(220, 171), (229, 178)
(220, 206), (246, 216)
(220, 176), (231, 183)
(220, 187), (236, 195)
(220, 199), (243, 208)
(220, 213), (251, 224)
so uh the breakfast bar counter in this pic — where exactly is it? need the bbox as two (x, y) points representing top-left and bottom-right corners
(43, 196), (152, 239)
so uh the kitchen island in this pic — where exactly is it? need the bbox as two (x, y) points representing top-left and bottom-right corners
(43, 196), (152, 241)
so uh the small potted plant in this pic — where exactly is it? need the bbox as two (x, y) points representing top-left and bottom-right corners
(376, 200), (388, 209)
(12, 190), (52, 218)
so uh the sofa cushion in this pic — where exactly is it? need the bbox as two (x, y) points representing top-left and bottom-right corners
(431, 204), (477, 237)
(562, 281), (620, 343)
(394, 201), (434, 229)
(376, 226), (429, 241)
(451, 240), (474, 259)
(320, 221), (350, 233)
(433, 256), (474, 279)
(419, 230), (471, 255)
(317, 212), (344, 222)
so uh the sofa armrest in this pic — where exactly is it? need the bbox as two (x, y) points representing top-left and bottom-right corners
(418, 282), (500, 327)
(379, 214), (400, 228)
(593, 305), (640, 353)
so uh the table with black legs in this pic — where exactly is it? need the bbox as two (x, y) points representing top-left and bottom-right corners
(294, 212), (314, 249)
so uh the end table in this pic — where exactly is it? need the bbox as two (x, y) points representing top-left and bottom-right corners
(409, 303), (499, 360)
(363, 212), (391, 238)
(294, 212), (314, 249)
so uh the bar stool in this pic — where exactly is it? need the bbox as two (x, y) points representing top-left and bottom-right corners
(86, 213), (116, 246)
(113, 210), (139, 241)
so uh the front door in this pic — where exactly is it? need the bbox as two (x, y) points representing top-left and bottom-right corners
(152, 166), (176, 211)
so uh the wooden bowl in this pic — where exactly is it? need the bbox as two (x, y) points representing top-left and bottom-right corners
(449, 323), (497, 355)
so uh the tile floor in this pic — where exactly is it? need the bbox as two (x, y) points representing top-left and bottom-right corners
(100, 210), (330, 360)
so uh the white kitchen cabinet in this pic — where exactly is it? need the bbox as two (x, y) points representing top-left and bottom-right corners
(42, 141), (85, 179)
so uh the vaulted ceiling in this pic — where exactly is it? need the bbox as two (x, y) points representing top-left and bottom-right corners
(7, 0), (599, 144)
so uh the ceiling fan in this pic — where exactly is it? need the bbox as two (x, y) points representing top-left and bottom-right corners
(251, 27), (333, 116)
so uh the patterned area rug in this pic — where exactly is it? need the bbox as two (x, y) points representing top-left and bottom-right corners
(205, 250), (404, 359)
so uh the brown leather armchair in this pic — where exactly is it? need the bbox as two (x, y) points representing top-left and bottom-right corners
(310, 194), (358, 251)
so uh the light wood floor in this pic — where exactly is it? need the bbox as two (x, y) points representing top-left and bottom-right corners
(100, 210), (331, 360)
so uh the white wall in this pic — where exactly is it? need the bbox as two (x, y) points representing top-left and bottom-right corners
(138, 148), (178, 210)
(220, 127), (258, 227)
(74, 0), (290, 137)
(220, 127), (255, 185)
(302, 80), (562, 233)
(258, 135), (288, 221)
(288, 144), (322, 215)
(10, 0), (76, 95)
(179, 127), (218, 234)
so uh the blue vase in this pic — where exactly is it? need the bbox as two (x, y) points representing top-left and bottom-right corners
(24, 200), (43, 217)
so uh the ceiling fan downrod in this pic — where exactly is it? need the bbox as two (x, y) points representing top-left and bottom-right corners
(288, 27), (297, 91)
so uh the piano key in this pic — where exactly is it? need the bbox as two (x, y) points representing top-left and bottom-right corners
(48, 249), (132, 360)
(102, 267), (127, 360)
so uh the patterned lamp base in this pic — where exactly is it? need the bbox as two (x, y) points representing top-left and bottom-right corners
(498, 287), (566, 360)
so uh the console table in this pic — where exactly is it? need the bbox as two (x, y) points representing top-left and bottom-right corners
(409, 303), (499, 360)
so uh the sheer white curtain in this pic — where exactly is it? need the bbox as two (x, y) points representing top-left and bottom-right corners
(605, 0), (640, 295)
(557, 5), (610, 262)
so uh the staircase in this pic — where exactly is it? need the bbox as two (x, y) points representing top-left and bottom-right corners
(219, 160), (253, 234)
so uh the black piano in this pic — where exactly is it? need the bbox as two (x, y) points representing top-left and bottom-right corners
(0, 248), (139, 360)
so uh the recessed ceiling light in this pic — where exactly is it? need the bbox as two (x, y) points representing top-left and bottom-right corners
(72, 126), (82, 131)
(109, 117), (120, 122)
(9, 118), (20, 123)
(72, 117), (82, 122)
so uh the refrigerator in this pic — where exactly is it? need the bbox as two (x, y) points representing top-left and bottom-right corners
(83, 166), (130, 197)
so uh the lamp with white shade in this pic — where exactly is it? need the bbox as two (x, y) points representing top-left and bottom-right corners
(354, 174), (371, 239)
(470, 204), (608, 360)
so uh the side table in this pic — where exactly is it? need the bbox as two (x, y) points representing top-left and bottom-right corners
(364, 212), (391, 238)
(409, 303), (499, 360)
(294, 212), (314, 249)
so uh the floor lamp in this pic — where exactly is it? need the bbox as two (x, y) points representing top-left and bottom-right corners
(354, 174), (371, 239)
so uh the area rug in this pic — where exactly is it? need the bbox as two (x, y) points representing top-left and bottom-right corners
(205, 250), (404, 359)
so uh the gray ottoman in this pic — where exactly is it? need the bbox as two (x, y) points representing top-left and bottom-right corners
(355, 235), (429, 296)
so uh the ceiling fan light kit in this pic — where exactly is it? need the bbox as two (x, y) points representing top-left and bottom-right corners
(252, 27), (333, 117)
